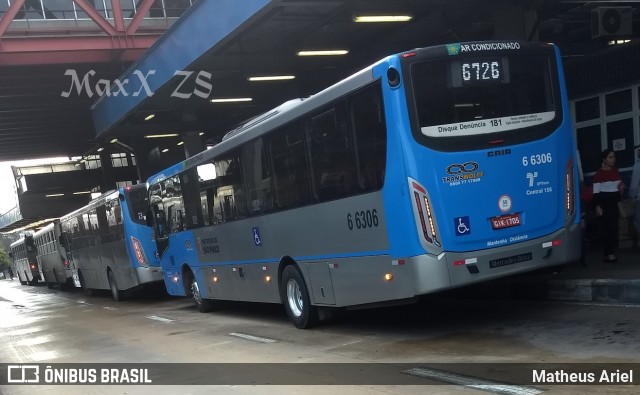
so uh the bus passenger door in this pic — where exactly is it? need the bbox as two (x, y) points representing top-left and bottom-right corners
(59, 232), (81, 288)
(148, 204), (169, 257)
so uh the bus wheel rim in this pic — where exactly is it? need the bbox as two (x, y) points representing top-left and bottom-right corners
(192, 279), (202, 304)
(286, 279), (303, 318)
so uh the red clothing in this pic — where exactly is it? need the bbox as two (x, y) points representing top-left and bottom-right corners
(592, 167), (622, 206)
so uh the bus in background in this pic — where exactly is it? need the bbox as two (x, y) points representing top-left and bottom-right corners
(10, 234), (39, 286)
(147, 40), (581, 328)
(59, 184), (162, 301)
(34, 220), (73, 290)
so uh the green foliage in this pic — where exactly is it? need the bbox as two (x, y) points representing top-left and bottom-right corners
(0, 247), (11, 271)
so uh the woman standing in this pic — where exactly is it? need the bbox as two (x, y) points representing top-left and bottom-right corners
(592, 149), (625, 263)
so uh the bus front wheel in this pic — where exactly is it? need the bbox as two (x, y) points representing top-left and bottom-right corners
(281, 265), (318, 329)
(190, 275), (216, 313)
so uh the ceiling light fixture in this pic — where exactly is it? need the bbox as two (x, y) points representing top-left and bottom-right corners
(110, 138), (118, 144)
(248, 75), (295, 81)
(353, 15), (413, 23)
(144, 134), (180, 139)
(46, 193), (64, 197)
(297, 50), (348, 56)
(210, 98), (253, 103)
(96, 147), (104, 152)
(144, 114), (156, 121)
(73, 191), (91, 195)
(162, 148), (169, 153)
(177, 141), (184, 146)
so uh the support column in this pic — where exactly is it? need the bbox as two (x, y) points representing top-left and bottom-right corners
(493, 6), (538, 41)
(99, 150), (117, 192)
(182, 131), (205, 158)
(131, 136), (154, 183)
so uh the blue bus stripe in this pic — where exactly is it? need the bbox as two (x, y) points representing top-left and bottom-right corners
(192, 250), (391, 267)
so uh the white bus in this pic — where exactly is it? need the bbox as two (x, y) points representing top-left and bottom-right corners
(33, 220), (73, 289)
(10, 234), (40, 286)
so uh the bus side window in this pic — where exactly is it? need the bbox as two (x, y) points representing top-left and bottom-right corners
(307, 104), (357, 201)
(350, 82), (387, 192)
(267, 121), (311, 210)
(196, 163), (218, 225)
(209, 151), (248, 222)
(180, 169), (205, 229)
(96, 204), (110, 244)
(241, 138), (273, 215)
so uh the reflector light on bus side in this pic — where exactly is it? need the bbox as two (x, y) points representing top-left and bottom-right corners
(565, 158), (575, 222)
(131, 236), (148, 267)
(409, 178), (442, 251)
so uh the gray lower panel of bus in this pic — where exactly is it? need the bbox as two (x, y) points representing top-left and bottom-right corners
(72, 240), (137, 291)
(436, 223), (582, 291)
(38, 252), (71, 285)
(196, 224), (580, 309)
(14, 259), (38, 284)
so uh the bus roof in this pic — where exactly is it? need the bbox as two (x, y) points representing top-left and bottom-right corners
(33, 221), (57, 238)
(146, 57), (389, 185)
(9, 234), (32, 248)
(59, 188), (122, 222)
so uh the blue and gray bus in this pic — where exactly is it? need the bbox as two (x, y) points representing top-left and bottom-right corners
(59, 185), (163, 300)
(147, 41), (581, 328)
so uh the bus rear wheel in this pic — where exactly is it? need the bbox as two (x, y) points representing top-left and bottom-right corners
(281, 265), (318, 329)
(190, 275), (216, 313)
(108, 270), (124, 301)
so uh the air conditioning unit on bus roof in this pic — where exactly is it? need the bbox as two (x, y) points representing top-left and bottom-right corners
(591, 7), (632, 38)
(223, 98), (305, 141)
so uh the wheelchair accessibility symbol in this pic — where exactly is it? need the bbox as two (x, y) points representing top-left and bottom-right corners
(454, 216), (471, 236)
(252, 227), (262, 246)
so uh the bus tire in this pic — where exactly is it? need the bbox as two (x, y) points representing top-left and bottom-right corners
(78, 271), (93, 296)
(107, 270), (123, 302)
(281, 265), (318, 329)
(190, 275), (215, 313)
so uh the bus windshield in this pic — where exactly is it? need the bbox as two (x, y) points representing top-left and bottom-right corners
(410, 52), (557, 142)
